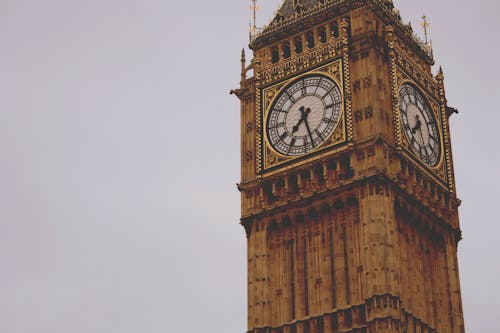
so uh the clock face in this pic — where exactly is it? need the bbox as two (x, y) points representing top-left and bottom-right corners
(399, 83), (441, 166)
(266, 74), (342, 156)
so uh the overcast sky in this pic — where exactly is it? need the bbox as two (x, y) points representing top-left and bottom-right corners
(0, 0), (498, 332)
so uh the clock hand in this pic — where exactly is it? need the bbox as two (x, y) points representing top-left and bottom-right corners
(418, 127), (426, 147)
(411, 115), (422, 134)
(292, 106), (307, 134)
(303, 108), (315, 148)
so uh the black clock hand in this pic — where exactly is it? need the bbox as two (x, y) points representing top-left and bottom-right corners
(292, 106), (307, 134)
(303, 108), (315, 148)
(411, 115), (422, 134)
(418, 127), (426, 147)
(292, 120), (303, 134)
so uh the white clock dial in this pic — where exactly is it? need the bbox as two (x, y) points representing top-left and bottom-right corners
(266, 75), (342, 156)
(399, 83), (441, 166)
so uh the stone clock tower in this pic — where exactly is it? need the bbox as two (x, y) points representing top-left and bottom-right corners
(232, 0), (465, 332)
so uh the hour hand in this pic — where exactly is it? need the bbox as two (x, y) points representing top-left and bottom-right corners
(292, 106), (307, 133)
(411, 115), (422, 134)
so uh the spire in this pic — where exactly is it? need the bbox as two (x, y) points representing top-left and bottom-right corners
(241, 49), (246, 84)
(435, 66), (444, 87)
(419, 14), (434, 58)
(249, 0), (259, 32)
(249, 0), (261, 43)
(421, 15), (430, 45)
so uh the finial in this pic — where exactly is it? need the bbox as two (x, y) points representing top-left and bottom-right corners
(436, 66), (444, 82)
(249, 0), (260, 32)
(249, 0), (261, 43)
(420, 14), (434, 57)
(420, 14), (430, 45)
(241, 48), (246, 83)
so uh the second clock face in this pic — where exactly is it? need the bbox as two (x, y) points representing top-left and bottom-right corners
(266, 74), (342, 156)
(399, 83), (441, 166)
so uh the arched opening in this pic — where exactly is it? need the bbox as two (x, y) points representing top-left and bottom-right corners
(283, 41), (291, 59)
(294, 37), (303, 54)
(318, 26), (327, 43)
(271, 46), (280, 63)
(306, 31), (315, 48)
(330, 21), (339, 38)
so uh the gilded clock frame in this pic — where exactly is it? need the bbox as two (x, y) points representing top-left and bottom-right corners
(398, 80), (443, 167)
(260, 59), (349, 172)
(393, 72), (448, 183)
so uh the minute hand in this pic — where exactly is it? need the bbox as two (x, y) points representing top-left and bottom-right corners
(418, 127), (425, 146)
(304, 113), (315, 148)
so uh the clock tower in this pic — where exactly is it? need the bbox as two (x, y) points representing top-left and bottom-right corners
(232, 0), (465, 332)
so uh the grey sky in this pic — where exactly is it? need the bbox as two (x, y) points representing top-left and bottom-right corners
(0, 0), (498, 332)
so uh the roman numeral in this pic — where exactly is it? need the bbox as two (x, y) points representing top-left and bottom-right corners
(273, 108), (287, 113)
(270, 122), (285, 129)
(325, 101), (341, 109)
(426, 146), (433, 156)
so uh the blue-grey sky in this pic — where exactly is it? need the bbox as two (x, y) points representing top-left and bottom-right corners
(0, 0), (498, 332)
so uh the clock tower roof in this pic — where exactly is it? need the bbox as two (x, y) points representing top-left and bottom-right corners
(273, 0), (320, 20)
(251, 0), (433, 64)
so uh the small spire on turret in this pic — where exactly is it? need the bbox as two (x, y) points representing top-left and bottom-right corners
(231, 50), (249, 97)
(420, 14), (434, 58)
(249, 0), (262, 43)
(249, 0), (259, 30)
(241, 49), (246, 84)
(421, 15), (430, 45)
(435, 66), (444, 84)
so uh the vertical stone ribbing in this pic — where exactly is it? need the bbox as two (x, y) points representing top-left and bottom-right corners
(328, 225), (337, 309)
(303, 237), (310, 317)
(290, 239), (296, 320)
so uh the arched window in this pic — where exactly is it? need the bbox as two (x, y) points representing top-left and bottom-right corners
(306, 31), (315, 48)
(271, 46), (280, 63)
(330, 21), (339, 38)
(283, 41), (291, 59)
(294, 37), (303, 54)
(318, 26), (327, 43)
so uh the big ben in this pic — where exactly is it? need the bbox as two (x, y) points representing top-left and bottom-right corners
(232, 0), (465, 332)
